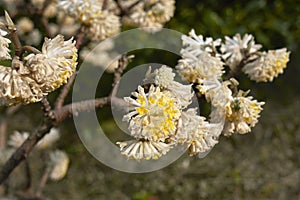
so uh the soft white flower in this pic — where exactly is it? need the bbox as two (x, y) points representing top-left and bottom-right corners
(80, 39), (120, 73)
(24, 35), (78, 93)
(123, 85), (181, 142)
(144, 65), (194, 108)
(176, 108), (218, 156)
(49, 150), (69, 181)
(224, 91), (265, 135)
(221, 33), (262, 69)
(8, 131), (29, 148)
(122, 0), (175, 32)
(16, 17), (34, 34)
(85, 10), (121, 42)
(117, 140), (173, 160)
(57, 0), (120, 41)
(37, 128), (60, 149)
(242, 48), (290, 82)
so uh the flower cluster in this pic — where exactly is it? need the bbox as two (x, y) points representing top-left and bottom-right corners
(176, 30), (269, 136)
(0, 13), (78, 106)
(117, 65), (223, 160)
(57, 0), (120, 41)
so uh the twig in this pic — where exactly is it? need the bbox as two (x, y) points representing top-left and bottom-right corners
(109, 54), (133, 98)
(55, 73), (77, 109)
(24, 159), (32, 190)
(36, 167), (50, 197)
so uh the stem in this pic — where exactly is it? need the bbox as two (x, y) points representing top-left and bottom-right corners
(36, 167), (50, 197)
(8, 30), (22, 57)
(24, 159), (32, 190)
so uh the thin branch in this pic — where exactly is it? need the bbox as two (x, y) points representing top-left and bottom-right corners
(24, 159), (32, 190)
(36, 167), (50, 197)
(55, 73), (77, 109)
(54, 97), (109, 123)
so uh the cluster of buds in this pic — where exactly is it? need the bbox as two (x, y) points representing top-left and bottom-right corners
(0, 12), (78, 106)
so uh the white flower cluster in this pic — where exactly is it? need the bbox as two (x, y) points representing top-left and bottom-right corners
(122, 0), (175, 32)
(117, 65), (223, 160)
(176, 29), (273, 136)
(0, 13), (78, 106)
(57, 0), (120, 41)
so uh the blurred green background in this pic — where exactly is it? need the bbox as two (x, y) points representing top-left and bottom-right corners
(1, 0), (300, 199)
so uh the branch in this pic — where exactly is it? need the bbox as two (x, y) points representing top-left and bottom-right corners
(54, 97), (109, 123)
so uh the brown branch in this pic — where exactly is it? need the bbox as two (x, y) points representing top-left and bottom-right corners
(55, 73), (77, 109)
(24, 159), (32, 190)
(54, 97), (109, 123)
(36, 167), (50, 197)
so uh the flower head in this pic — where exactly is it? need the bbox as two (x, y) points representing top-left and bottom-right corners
(224, 91), (265, 135)
(24, 35), (78, 93)
(243, 48), (290, 82)
(144, 65), (194, 108)
(176, 108), (218, 156)
(58, 0), (120, 41)
(122, 0), (175, 32)
(181, 29), (221, 57)
(49, 150), (69, 181)
(0, 61), (44, 105)
(123, 85), (181, 142)
(221, 33), (262, 69)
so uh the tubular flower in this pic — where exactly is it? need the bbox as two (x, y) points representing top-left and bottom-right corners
(181, 29), (221, 58)
(122, 0), (175, 32)
(176, 108), (218, 156)
(123, 85), (181, 142)
(49, 150), (70, 181)
(144, 65), (194, 108)
(220, 33), (262, 69)
(24, 35), (78, 93)
(117, 140), (173, 160)
(0, 29), (11, 60)
(242, 48), (290, 82)
(224, 91), (265, 135)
